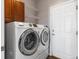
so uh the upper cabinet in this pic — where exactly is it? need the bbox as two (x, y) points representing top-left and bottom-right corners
(5, 0), (15, 23)
(15, 0), (24, 22)
(5, 0), (25, 23)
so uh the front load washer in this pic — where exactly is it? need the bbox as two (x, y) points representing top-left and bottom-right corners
(5, 22), (42, 59)
(5, 22), (49, 59)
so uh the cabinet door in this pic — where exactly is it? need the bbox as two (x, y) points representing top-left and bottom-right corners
(5, 0), (24, 23)
(5, 0), (15, 23)
(50, 1), (77, 59)
(15, 0), (24, 22)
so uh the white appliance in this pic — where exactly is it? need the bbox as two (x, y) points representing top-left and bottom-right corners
(35, 25), (49, 59)
(5, 22), (49, 59)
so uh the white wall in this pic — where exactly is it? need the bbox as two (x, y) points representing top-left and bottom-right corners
(1, 0), (5, 59)
(36, 0), (49, 25)
(24, 0), (72, 24)
(36, 0), (74, 26)
(24, 0), (38, 23)
(1, 0), (4, 48)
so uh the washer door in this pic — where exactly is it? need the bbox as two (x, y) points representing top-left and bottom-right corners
(40, 28), (49, 46)
(19, 28), (39, 55)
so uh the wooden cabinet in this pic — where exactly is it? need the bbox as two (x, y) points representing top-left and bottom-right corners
(5, 0), (24, 23)
(15, 1), (24, 22)
(5, 0), (14, 23)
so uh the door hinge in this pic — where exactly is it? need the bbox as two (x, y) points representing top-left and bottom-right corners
(76, 56), (78, 59)
(76, 5), (78, 10)
(76, 31), (78, 35)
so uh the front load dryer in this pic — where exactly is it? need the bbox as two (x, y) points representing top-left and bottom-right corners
(33, 24), (49, 59)
(39, 26), (49, 59)
(5, 22), (41, 59)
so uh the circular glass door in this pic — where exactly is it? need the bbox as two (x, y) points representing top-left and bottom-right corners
(40, 29), (49, 46)
(19, 29), (39, 55)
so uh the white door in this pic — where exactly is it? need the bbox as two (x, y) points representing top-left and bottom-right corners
(50, 1), (77, 59)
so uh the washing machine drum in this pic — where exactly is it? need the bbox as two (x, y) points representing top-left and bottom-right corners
(40, 29), (49, 46)
(19, 28), (39, 55)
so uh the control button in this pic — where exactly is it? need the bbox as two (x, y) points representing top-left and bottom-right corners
(29, 24), (32, 27)
(33, 24), (37, 27)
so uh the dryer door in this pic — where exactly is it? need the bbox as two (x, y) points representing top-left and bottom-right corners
(40, 28), (49, 46)
(19, 28), (39, 55)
